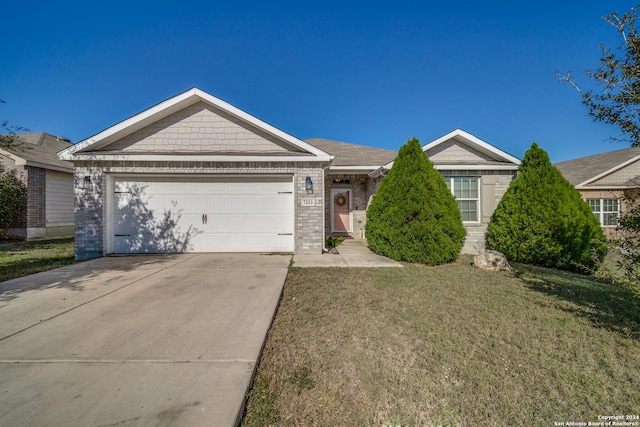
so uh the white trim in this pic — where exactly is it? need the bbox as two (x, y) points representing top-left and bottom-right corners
(576, 154), (640, 188)
(434, 164), (519, 171)
(0, 150), (74, 173)
(327, 166), (381, 174)
(59, 87), (332, 162)
(322, 165), (330, 251)
(381, 129), (521, 171)
(106, 172), (294, 179)
(445, 176), (481, 223)
(423, 129), (521, 164)
(587, 197), (620, 227)
(23, 161), (73, 173)
(330, 188), (352, 233)
(381, 163), (519, 172)
(329, 165), (381, 171)
(67, 153), (326, 162)
(0, 150), (22, 164)
(105, 175), (115, 254)
(576, 184), (640, 190)
(368, 166), (384, 178)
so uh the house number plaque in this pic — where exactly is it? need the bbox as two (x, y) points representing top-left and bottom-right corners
(300, 198), (316, 207)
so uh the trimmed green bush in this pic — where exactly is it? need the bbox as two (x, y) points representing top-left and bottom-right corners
(486, 142), (606, 272)
(0, 164), (27, 235)
(365, 137), (466, 264)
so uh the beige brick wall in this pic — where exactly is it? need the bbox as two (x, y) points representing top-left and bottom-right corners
(439, 170), (516, 254)
(577, 188), (640, 238)
(325, 170), (516, 254)
(26, 166), (46, 228)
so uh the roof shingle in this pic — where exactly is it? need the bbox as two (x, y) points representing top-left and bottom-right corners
(0, 132), (74, 171)
(305, 138), (396, 167)
(555, 146), (640, 186)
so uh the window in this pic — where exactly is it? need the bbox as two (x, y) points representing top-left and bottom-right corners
(587, 198), (619, 226)
(445, 177), (479, 222)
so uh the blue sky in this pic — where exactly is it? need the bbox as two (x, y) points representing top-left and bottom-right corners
(1, 1), (636, 162)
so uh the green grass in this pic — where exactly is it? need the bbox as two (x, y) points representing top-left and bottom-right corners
(242, 257), (640, 426)
(0, 238), (76, 282)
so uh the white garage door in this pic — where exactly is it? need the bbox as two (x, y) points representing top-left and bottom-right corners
(111, 176), (294, 253)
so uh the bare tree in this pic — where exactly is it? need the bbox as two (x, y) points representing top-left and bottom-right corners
(0, 99), (28, 150)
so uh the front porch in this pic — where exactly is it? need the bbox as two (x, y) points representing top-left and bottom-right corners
(324, 173), (380, 238)
(292, 236), (402, 267)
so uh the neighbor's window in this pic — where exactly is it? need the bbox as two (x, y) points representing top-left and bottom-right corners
(446, 177), (479, 222)
(587, 198), (619, 226)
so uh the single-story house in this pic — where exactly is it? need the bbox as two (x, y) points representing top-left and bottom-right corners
(59, 88), (520, 259)
(0, 132), (75, 240)
(556, 146), (640, 236)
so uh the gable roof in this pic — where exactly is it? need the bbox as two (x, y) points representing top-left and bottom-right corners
(59, 87), (332, 162)
(305, 138), (397, 171)
(380, 128), (520, 172)
(0, 132), (74, 172)
(422, 129), (521, 169)
(555, 146), (640, 188)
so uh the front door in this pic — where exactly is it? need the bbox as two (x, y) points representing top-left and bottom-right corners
(332, 189), (351, 233)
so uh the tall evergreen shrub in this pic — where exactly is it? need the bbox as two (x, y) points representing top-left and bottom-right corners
(486, 143), (606, 271)
(366, 137), (466, 264)
(0, 164), (27, 235)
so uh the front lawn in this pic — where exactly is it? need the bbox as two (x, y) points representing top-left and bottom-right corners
(242, 258), (640, 426)
(0, 238), (76, 282)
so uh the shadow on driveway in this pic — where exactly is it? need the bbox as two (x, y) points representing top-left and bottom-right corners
(0, 255), (185, 302)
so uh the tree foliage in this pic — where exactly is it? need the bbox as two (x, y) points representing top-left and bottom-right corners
(365, 137), (466, 264)
(557, 6), (640, 293)
(591, 188), (640, 297)
(616, 191), (640, 294)
(0, 99), (28, 150)
(0, 163), (27, 236)
(557, 6), (640, 146)
(487, 143), (606, 272)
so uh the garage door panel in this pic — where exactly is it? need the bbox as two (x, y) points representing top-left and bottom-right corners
(189, 233), (292, 252)
(112, 176), (294, 253)
(200, 214), (292, 232)
(213, 195), (290, 212)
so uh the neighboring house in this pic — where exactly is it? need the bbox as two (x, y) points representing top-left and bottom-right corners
(556, 146), (640, 236)
(59, 88), (519, 259)
(0, 132), (75, 240)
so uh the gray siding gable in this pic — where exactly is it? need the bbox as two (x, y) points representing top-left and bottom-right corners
(426, 138), (497, 164)
(96, 102), (306, 155)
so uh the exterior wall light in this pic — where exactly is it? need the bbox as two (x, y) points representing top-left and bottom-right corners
(81, 176), (93, 191)
(305, 176), (313, 193)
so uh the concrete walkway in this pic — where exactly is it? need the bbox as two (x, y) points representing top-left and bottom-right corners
(292, 237), (402, 267)
(0, 253), (289, 427)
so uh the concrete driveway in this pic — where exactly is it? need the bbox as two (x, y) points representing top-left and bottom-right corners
(0, 253), (290, 427)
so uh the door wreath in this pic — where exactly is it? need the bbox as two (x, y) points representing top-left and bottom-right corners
(335, 194), (347, 206)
